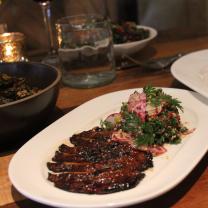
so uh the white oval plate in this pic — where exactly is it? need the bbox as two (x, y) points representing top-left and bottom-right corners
(171, 49), (208, 99)
(9, 88), (208, 208)
(113, 25), (157, 56)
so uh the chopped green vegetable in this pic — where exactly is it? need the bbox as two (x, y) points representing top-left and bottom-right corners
(102, 86), (189, 148)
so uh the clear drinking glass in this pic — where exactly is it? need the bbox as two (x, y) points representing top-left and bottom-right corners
(56, 14), (116, 88)
(34, 0), (59, 66)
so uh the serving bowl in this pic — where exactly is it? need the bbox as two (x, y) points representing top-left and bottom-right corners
(0, 62), (61, 145)
(113, 25), (157, 56)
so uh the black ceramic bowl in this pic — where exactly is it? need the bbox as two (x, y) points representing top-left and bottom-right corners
(0, 62), (61, 146)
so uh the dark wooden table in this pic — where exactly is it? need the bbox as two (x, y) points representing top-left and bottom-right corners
(1, 36), (208, 208)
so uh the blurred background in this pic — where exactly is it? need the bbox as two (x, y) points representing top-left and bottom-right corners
(1, 0), (208, 53)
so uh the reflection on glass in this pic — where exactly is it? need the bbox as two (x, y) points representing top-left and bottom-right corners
(34, 0), (59, 66)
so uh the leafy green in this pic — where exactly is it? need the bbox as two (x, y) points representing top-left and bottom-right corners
(144, 85), (183, 111)
(120, 103), (142, 135)
(134, 115), (183, 146)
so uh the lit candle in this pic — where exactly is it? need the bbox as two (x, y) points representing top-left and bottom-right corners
(4, 43), (14, 57)
(0, 32), (27, 62)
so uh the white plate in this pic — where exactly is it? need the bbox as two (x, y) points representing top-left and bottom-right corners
(113, 25), (157, 56)
(9, 88), (208, 208)
(171, 49), (208, 99)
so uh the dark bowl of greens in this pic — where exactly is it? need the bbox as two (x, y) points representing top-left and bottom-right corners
(0, 62), (61, 145)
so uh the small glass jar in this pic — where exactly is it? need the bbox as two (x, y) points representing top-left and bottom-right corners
(0, 32), (27, 62)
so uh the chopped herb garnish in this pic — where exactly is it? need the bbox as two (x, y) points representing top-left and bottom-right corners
(144, 85), (183, 111)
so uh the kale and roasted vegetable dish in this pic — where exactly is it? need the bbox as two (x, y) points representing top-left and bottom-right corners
(0, 73), (40, 105)
(111, 21), (150, 44)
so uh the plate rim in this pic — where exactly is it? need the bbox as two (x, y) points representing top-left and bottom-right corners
(171, 49), (208, 98)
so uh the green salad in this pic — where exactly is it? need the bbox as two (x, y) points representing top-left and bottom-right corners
(101, 86), (193, 156)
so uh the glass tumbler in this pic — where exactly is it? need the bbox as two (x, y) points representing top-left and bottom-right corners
(56, 14), (116, 88)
